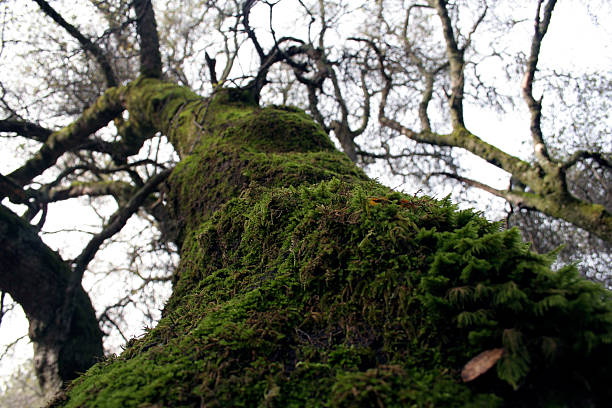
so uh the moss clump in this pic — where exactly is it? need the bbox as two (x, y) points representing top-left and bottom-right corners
(165, 92), (365, 242)
(167, 146), (365, 240)
(54, 180), (612, 408)
(50, 81), (612, 407)
(218, 107), (335, 153)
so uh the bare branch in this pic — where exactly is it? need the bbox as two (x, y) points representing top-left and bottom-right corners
(215, 8), (244, 87)
(31, 0), (118, 87)
(348, 37), (390, 81)
(562, 151), (612, 171)
(431, 171), (514, 201)
(431, 0), (465, 127)
(204, 51), (218, 86)
(464, 5), (488, 49)
(250, 41), (308, 102)
(43, 159), (163, 191)
(0, 291), (8, 329)
(71, 168), (172, 279)
(0, 335), (28, 361)
(242, 0), (266, 61)
(521, 0), (557, 166)
(327, 65), (371, 162)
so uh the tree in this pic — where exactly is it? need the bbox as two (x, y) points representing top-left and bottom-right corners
(0, 0), (611, 406)
(285, 0), (611, 278)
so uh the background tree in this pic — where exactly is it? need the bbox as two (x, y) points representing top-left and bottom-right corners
(279, 0), (611, 282)
(0, 0), (610, 404)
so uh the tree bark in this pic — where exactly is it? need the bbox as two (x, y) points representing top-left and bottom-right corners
(0, 204), (103, 397)
(46, 78), (612, 407)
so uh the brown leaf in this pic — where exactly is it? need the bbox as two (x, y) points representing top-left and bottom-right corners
(368, 197), (388, 206)
(461, 348), (504, 382)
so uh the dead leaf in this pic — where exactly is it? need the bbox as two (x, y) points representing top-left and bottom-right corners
(368, 197), (387, 206)
(461, 347), (504, 382)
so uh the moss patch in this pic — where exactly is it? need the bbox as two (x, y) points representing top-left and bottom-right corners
(54, 180), (612, 407)
(218, 107), (335, 153)
(50, 81), (612, 407)
(165, 91), (364, 242)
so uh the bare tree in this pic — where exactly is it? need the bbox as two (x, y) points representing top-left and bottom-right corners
(290, 0), (611, 276)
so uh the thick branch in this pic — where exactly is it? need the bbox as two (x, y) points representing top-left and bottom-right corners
(419, 72), (434, 131)
(132, 0), (163, 78)
(7, 87), (124, 186)
(435, 171), (612, 242)
(305, 85), (328, 131)
(46, 180), (134, 203)
(0, 204), (102, 392)
(0, 119), (52, 142)
(32, 0), (117, 87)
(328, 67), (358, 162)
(432, 0), (465, 127)
(0, 173), (30, 204)
(521, 0), (557, 166)
(0, 204), (69, 324)
(378, 99), (534, 183)
(354, 71), (371, 137)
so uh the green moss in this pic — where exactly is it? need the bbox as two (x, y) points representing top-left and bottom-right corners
(167, 146), (365, 239)
(124, 77), (203, 155)
(55, 180), (612, 408)
(218, 107), (335, 153)
(51, 81), (612, 407)
(165, 94), (363, 241)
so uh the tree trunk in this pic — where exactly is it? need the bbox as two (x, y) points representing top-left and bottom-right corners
(0, 205), (103, 397)
(49, 78), (612, 407)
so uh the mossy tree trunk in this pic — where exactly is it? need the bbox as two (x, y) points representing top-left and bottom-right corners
(49, 77), (612, 408)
